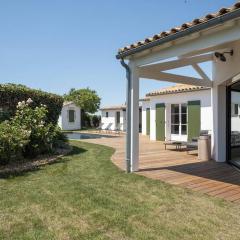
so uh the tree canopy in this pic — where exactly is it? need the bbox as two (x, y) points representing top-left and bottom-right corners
(64, 88), (101, 113)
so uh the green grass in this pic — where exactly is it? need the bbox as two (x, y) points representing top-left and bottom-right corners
(0, 141), (240, 240)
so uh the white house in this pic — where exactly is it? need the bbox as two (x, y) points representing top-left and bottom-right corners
(58, 101), (81, 131)
(100, 105), (126, 131)
(116, 2), (240, 172)
(100, 104), (142, 132)
(141, 84), (212, 142)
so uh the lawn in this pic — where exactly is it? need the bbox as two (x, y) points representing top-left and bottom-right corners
(0, 141), (240, 240)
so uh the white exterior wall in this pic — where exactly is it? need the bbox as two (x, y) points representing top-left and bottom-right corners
(141, 101), (150, 135)
(142, 89), (212, 141)
(58, 103), (81, 131)
(101, 109), (126, 131)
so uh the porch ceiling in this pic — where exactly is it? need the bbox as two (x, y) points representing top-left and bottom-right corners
(138, 53), (213, 87)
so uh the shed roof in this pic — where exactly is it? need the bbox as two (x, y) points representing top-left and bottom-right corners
(117, 2), (240, 58)
(100, 105), (126, 111)
(63, 101), (75, 106)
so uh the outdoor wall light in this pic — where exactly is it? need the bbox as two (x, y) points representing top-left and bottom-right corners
(214, 50), (234, 62)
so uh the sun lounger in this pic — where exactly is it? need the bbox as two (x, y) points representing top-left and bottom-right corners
(163, 141), (187, 150)
(96, 123), (104, 133)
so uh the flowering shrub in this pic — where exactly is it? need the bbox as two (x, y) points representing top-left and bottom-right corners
(0, 122), (30, 164)
(13, 99), (54, 157)
(0, 99), (68, 164)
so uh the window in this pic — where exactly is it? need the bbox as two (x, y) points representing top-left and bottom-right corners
(106, 112), (109, 118)
(171, 104), (187, 135)
(116, 111), (120, 124)
(234, 104), (239, 115)
(68, 109), (75, 123)
(231, 103), (239, 116)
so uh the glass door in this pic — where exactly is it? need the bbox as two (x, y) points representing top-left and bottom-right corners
(227, 81), (240, 167)
(170, 103), (187, 141)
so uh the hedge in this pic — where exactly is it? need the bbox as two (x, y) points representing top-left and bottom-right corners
(0, 84), (63, 124)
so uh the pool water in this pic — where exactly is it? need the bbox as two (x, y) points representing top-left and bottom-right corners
(65, 132), (112, 140)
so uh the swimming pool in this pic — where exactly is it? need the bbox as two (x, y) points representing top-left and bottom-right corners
(65, 132), (113, 140)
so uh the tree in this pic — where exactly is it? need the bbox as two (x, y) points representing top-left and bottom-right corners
(64, 88), (101, 114)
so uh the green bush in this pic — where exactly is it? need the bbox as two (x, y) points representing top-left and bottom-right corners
(0, 99), (68, 164)
(14, 99), (58, 157)
(0, 84), (63, 124)
(92, 115), (101, 127)
(0, 122), (30, 164)
(52, 126), (68, 149)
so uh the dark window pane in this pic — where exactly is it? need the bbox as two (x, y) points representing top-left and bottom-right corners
(68, 110), (75, 123)
(171, 125), (179, 134)
(106, 112), (109, 118)
(181, 125), (187, 135)
(235, 104), (239, 115)
(181, 114), (187, 124)
(181, 104), (187, 114)
(171, 104), (179, 114)
(171, 114), (179, 124)
(116, 112), (120, 124)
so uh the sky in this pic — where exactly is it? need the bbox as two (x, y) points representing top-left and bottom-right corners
(0, 0), (237, 107)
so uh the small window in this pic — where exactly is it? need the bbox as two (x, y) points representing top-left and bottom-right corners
(68, 109), (75, 123)
(234, 104), (239, 115)
(106, 112), (109, 118)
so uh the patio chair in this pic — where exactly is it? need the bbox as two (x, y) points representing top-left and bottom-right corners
(186, 141), (198, 153)
(186, 130), (211, 154)
(104, 123), (113, 134)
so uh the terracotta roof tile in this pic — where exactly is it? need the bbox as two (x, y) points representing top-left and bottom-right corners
(146, 84), (210, 97)
(118, 2), (240, 55)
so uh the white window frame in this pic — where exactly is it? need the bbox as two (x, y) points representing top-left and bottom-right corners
(170, 103), (188, 141)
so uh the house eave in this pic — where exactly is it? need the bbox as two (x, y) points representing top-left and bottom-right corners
(116, 9), (240, 60)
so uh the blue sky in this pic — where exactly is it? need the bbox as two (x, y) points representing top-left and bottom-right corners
(0, 0), (236, 107)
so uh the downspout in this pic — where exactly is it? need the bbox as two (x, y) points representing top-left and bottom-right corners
(120, 58), (131, 173)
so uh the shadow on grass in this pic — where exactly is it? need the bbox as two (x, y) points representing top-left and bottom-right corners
(66, 145), (88, 156)
(0, 146), (87, 179)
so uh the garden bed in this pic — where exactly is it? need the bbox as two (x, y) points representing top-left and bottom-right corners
(0, 146), (71, 177)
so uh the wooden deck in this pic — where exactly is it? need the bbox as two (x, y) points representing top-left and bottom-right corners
(82, 134), (240, 202)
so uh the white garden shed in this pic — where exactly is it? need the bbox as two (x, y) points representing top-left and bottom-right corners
(58, 101), (81, 131)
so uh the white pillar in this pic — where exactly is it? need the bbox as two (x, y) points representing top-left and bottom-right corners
(211, 84), (226, 162)
(129, 62), (139, 172)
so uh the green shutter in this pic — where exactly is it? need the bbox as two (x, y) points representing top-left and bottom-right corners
(187, 100), (200, 141)
(146, 108), (150, 135)
(156, 103), (165, 141)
